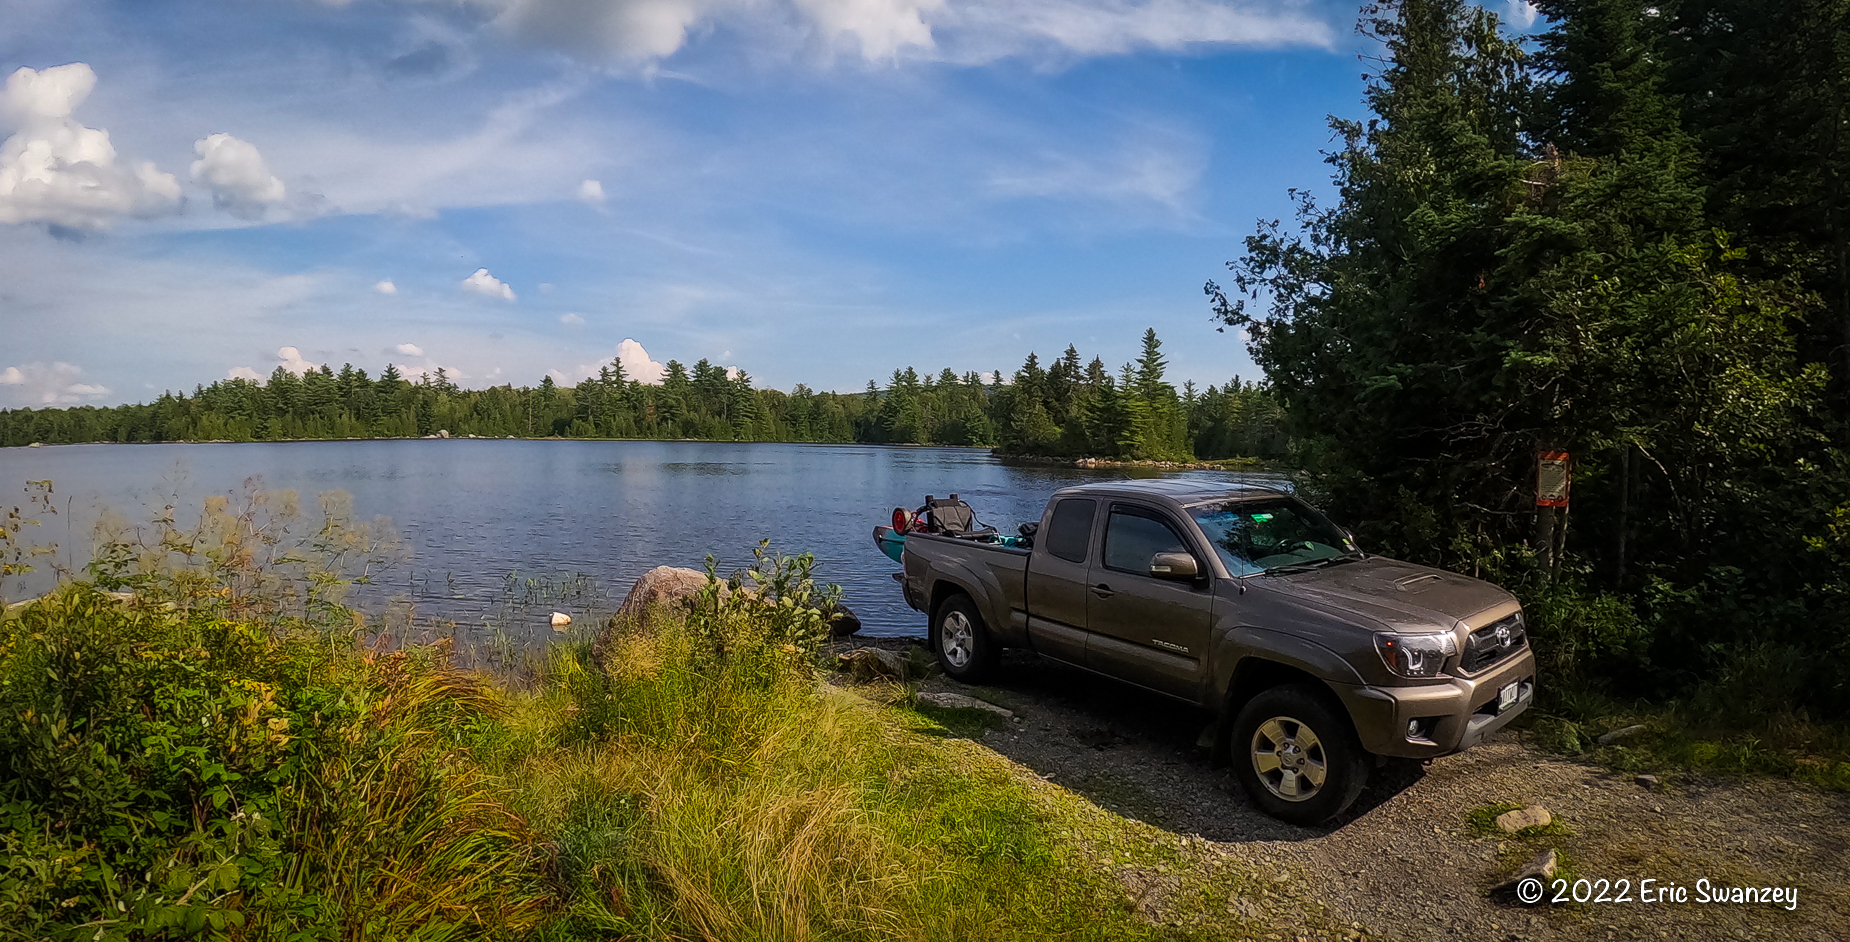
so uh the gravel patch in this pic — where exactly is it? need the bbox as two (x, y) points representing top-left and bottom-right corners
(836, 638), (1850, 942)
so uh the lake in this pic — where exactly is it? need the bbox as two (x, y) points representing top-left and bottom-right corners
(0, 440), (1284, 641)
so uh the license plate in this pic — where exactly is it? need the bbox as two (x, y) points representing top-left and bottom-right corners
(1498, 682), (1520, 712)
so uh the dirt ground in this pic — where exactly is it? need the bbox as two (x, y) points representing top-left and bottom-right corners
(840, 637), (1850, 942)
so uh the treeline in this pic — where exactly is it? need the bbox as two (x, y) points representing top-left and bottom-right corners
(1214, 0), (1850, 715)
(0, 332), (1285, 460)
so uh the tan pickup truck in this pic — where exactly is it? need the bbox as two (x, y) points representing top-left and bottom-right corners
(892, 479), (1536, 825)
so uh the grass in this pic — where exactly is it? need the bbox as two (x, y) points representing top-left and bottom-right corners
(0, 545), (1307, 941)
(1518, 684), (1850, 793)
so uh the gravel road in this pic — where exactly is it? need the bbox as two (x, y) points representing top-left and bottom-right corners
(840, 637), (1850, 942)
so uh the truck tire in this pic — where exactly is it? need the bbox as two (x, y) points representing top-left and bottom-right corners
(1231, 684), (1369, 826)
(932, 594), (999, 683)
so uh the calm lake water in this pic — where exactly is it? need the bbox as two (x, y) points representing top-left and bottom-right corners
(0, 440), (1284, 641)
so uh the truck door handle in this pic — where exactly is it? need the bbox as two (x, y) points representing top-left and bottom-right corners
(1091, 583), (1115, 598)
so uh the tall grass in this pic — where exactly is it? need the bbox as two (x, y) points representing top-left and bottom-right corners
(508, 558), (1146, 941)
(1, 487), (1167, 941)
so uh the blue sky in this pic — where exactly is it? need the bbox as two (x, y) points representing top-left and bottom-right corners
(0, 0), (1539, 407)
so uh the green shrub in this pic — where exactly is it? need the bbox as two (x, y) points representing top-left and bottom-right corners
(0, 587), (547, 940)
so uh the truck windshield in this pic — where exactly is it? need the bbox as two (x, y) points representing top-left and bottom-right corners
(1187, 498), (1355, 576)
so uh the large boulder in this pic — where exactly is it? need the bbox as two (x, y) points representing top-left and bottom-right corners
(594, 566), (715, 669)
(614, 566), (712, 621)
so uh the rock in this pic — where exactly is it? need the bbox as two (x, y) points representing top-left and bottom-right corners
(613, 566), (713, 624)
(1635, 773), (1659, 790)
(1492, 848), (1558, 898)
(917, 691), (1014, 719)
(837, 647), (909, 682)
(1597, 724), (1647, 745)
(550, 611), (572, 629)
(823, 601), (862, 637)
(594, 566), (718, 668)
(437, 429), (450, 439)
(1494, 805), (1552, 833)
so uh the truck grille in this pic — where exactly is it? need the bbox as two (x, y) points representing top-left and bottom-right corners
(1460, 612), (1526, 674)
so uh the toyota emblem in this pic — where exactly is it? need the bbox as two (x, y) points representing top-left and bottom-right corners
(1495, 624), (1511, 647)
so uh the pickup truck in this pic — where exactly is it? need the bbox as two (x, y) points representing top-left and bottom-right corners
(894, 479), (1536, 825)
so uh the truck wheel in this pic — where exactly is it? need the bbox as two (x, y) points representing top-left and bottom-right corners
(932, 594), (998, 683)
(1232, 684), (1369, 826)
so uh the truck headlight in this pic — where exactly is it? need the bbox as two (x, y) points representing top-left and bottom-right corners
(1375, 632), (1457, 679)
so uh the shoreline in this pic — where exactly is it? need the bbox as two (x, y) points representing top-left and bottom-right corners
(992, 452), (1283, 473)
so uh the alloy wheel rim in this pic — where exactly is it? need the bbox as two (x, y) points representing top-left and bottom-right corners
(1251, 715), (1327, 802)
(942, 611), (973, 668)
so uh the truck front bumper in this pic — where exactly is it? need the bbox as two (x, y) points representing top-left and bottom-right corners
(1331, 649), (1537, 759)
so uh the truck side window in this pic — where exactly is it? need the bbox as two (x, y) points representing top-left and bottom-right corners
(1044, 499), (1096, 563)
(1103, 510), (1189, 575)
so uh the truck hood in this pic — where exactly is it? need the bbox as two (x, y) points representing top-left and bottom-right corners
(1257, 556), (1514, 631)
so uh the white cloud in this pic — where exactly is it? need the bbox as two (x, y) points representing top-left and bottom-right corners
(794, 0), (940, 58)
(577, 178), (605, 203)
(395, 342), (425, 356)
(190, 133), (287, 220)
(366, 0), (1329, 65)
(560, 312), (585, 325)
(1503, 0), (1539, 28)
(228, 366), (264, 381)
(462, 267), (517, 300)
(0, 63), (182, 230)
(989, 141), (1203, 212)
(937, 0), (1336, 61)
(374, 279), (398, 295)
(558, 338), (668, 385)
(0, 360), (111, 406)
(618, 338), (668, 383)
(276, 345), (319, 375)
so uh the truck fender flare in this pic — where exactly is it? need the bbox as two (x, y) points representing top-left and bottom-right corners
(925, 563), (1016, 649)
(1205, 627), (1366, 767)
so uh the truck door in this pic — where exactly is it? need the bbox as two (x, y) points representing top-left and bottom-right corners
(1085, 503), (1214, 700)
(1024, 497), (1097, 666)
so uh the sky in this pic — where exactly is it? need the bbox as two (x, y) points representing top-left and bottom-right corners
(0, 0), (1541, 408)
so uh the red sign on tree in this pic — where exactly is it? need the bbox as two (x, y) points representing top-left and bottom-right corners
(1536, 451), (1571, 508)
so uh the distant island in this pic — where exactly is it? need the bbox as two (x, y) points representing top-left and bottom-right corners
(0, 330), (1286, 463)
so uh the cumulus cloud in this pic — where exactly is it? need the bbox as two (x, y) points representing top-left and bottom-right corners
(559, 312), (585, 325)
(0, 63), (182, 230)
(0, 360), (111, 405)
(395, 342), (425, 356)
(374, 279), (398, 294)
(462, 267), (517, 300)
(617, 338), (667, 383)
(227, 366), (264, 381)
(1503, 0), (1539, 28)
(559, 338), (668, 384)
(190, 133), (288, 220)
(276, 345), (320, 375)
(577, 179), (604, 203)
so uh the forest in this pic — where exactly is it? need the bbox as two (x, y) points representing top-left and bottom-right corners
(1209, 0), (1850, 718)
(0, 329), (1285, 462)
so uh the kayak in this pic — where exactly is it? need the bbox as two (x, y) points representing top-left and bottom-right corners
(871, 521), (1028, 566)
(873, 525), (907, 563)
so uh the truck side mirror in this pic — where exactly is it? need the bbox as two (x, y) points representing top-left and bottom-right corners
(1150, 552), (1200, 580)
